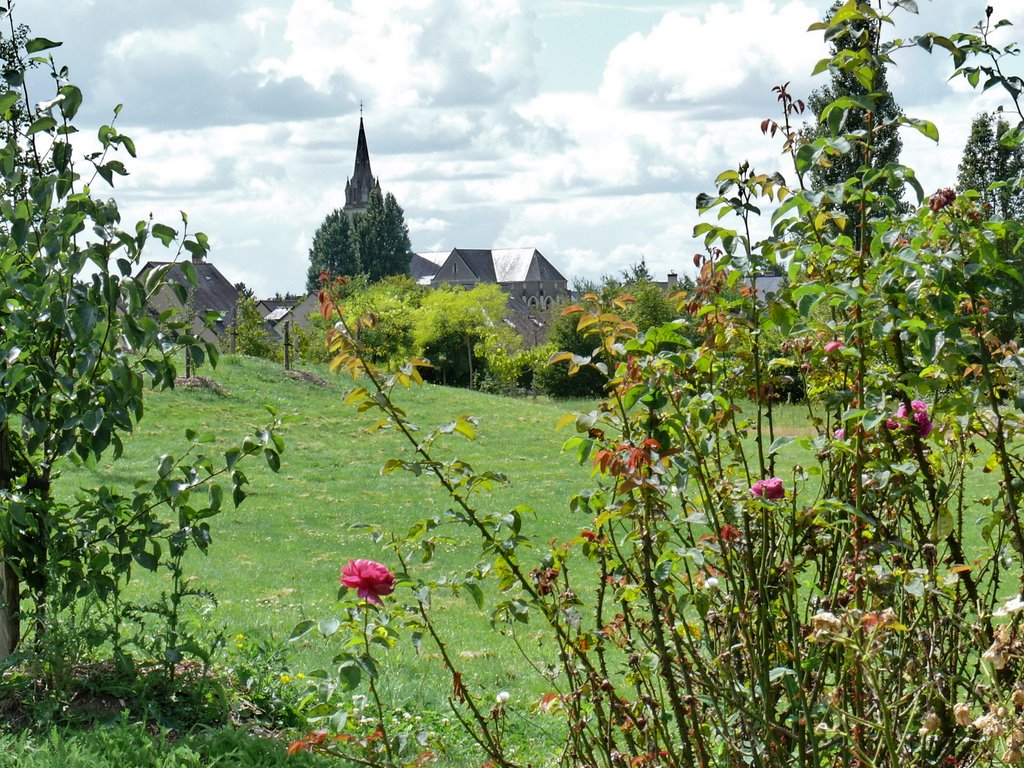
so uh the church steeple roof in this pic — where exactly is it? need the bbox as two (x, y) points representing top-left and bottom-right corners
(344, 115), (377, 214)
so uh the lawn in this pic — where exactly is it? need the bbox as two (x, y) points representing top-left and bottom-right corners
(24, 354), (1000, 766)
(45, 355), (598, 765)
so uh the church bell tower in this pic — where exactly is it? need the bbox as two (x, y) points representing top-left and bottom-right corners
(344, 113), (377, 216)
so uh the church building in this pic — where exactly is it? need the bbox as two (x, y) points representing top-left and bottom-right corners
(343, 117), (569, 309)
(344, 115), (377, 217)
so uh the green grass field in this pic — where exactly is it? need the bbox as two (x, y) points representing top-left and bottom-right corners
(44, 355), (602, 766)
(23, 354), (1000, 766)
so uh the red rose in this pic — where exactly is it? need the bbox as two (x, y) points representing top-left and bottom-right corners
(340, 559), (396, 605)
(751, 477), (785, 500)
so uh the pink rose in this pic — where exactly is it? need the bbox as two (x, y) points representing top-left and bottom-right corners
(340, 559), (396, 605)
(751, 477), (785, 500)
(824, 340), (843, 355)
(887, 399), (933, 438)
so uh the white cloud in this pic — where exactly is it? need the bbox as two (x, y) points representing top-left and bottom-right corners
(11, 0), (1024, 297)
(600, 0), (821, 108)
(257, 0), (540, 109)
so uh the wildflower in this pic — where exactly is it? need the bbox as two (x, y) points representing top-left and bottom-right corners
(930, 187), (956, 212)
(340, 559), (396, 605)
(919, 711), (941, 735)
(953, 703), (973, 726)
(834, 428), (845, 441)
(496, 691), (510, 704)
(824, 340), (843, 355)
(280, 674), (291, 684)
(886, 399), (933, 438)
(751, 477), (785, 500)
(974, 712), (1007, 738)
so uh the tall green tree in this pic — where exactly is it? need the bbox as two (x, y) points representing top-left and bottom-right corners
(957, 111), (1024, 221)
(306, 209), (358, 290)
(306, 188), (412, 289)
(413, 283), (512, 388)
(957, 111), (1024, 339)
(354, 187), (412, 282)
(805, 0), (905, 236)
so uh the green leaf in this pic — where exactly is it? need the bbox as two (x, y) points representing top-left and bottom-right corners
(27, 116), (56, 135)
(58, 84), (82, 120)
(905, 578), (925, 598)
(768, 436), (794, 455)
(769, 666), (796, 682)
(465, 582), (484, 610)
(338, 661), (362, 690)
(453, 415), (476, 440)
(151, 223), (176, 246)
(901, 116), (939, 142)
(0, 91), (17, 114)
(318, 618), (340, 637)
(26, 37), (62, 53)
(264, 448), (280, 472)
(289, 620), (315, 640)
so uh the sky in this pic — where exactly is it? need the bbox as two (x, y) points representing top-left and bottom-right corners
(11, 0), (1024, 297)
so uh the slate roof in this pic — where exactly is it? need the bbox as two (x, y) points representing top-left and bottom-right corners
(452, 249), (498, 282)
(138, 260), (238, 316)
(412, 248), (568, 287)
(135, 259), (240, 340)
(410, 251), (449, 284)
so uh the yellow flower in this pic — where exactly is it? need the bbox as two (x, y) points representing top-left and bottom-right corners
(280, 674), (291, 684)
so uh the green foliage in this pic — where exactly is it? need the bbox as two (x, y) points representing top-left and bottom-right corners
(0, 721), (333, 768)
(355, 187), (413, 282)
(299, 5), (1024, 767)
(957, 110), (1024, 221)
(412, 283), (514, 388)
(305, 209), (357, 291)
(230, 296), (279, 361)
(622, 278), (679, 333)
(533, 300), (608, 399)
(343, 274), (425, 365)
(305, 188), (412, 290)
(804, 0), (907, 234)
(0, 12), (284, 688)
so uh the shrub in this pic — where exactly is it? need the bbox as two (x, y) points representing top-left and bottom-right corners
(294, 5), (1024, 768)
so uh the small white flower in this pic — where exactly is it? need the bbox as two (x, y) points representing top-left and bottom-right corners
(496, 691), (510, 704)
(705, 577), (719, 590)
(995, 594), (1024, 617)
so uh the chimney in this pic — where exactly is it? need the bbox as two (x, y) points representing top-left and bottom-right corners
(667, 271), (678, 289)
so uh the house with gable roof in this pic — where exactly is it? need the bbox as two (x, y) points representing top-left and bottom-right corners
(410, 247), (568, 310)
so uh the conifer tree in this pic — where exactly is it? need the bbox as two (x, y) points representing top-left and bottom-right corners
(957, 111), (1024, 221)
(805, 0), (905, 234)
(354, 187), (412, 282)
(306, 188), (412, 288)
(306, 209), (358, 290)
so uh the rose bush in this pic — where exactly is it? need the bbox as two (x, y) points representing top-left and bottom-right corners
(294, 4), (1024, 767)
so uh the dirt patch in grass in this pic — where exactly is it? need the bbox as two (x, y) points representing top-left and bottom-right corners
(175, 376), (226, 394)
(283, 370), (330, 387)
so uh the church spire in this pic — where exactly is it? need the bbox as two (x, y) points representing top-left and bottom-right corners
(344, 114), (377, 216)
